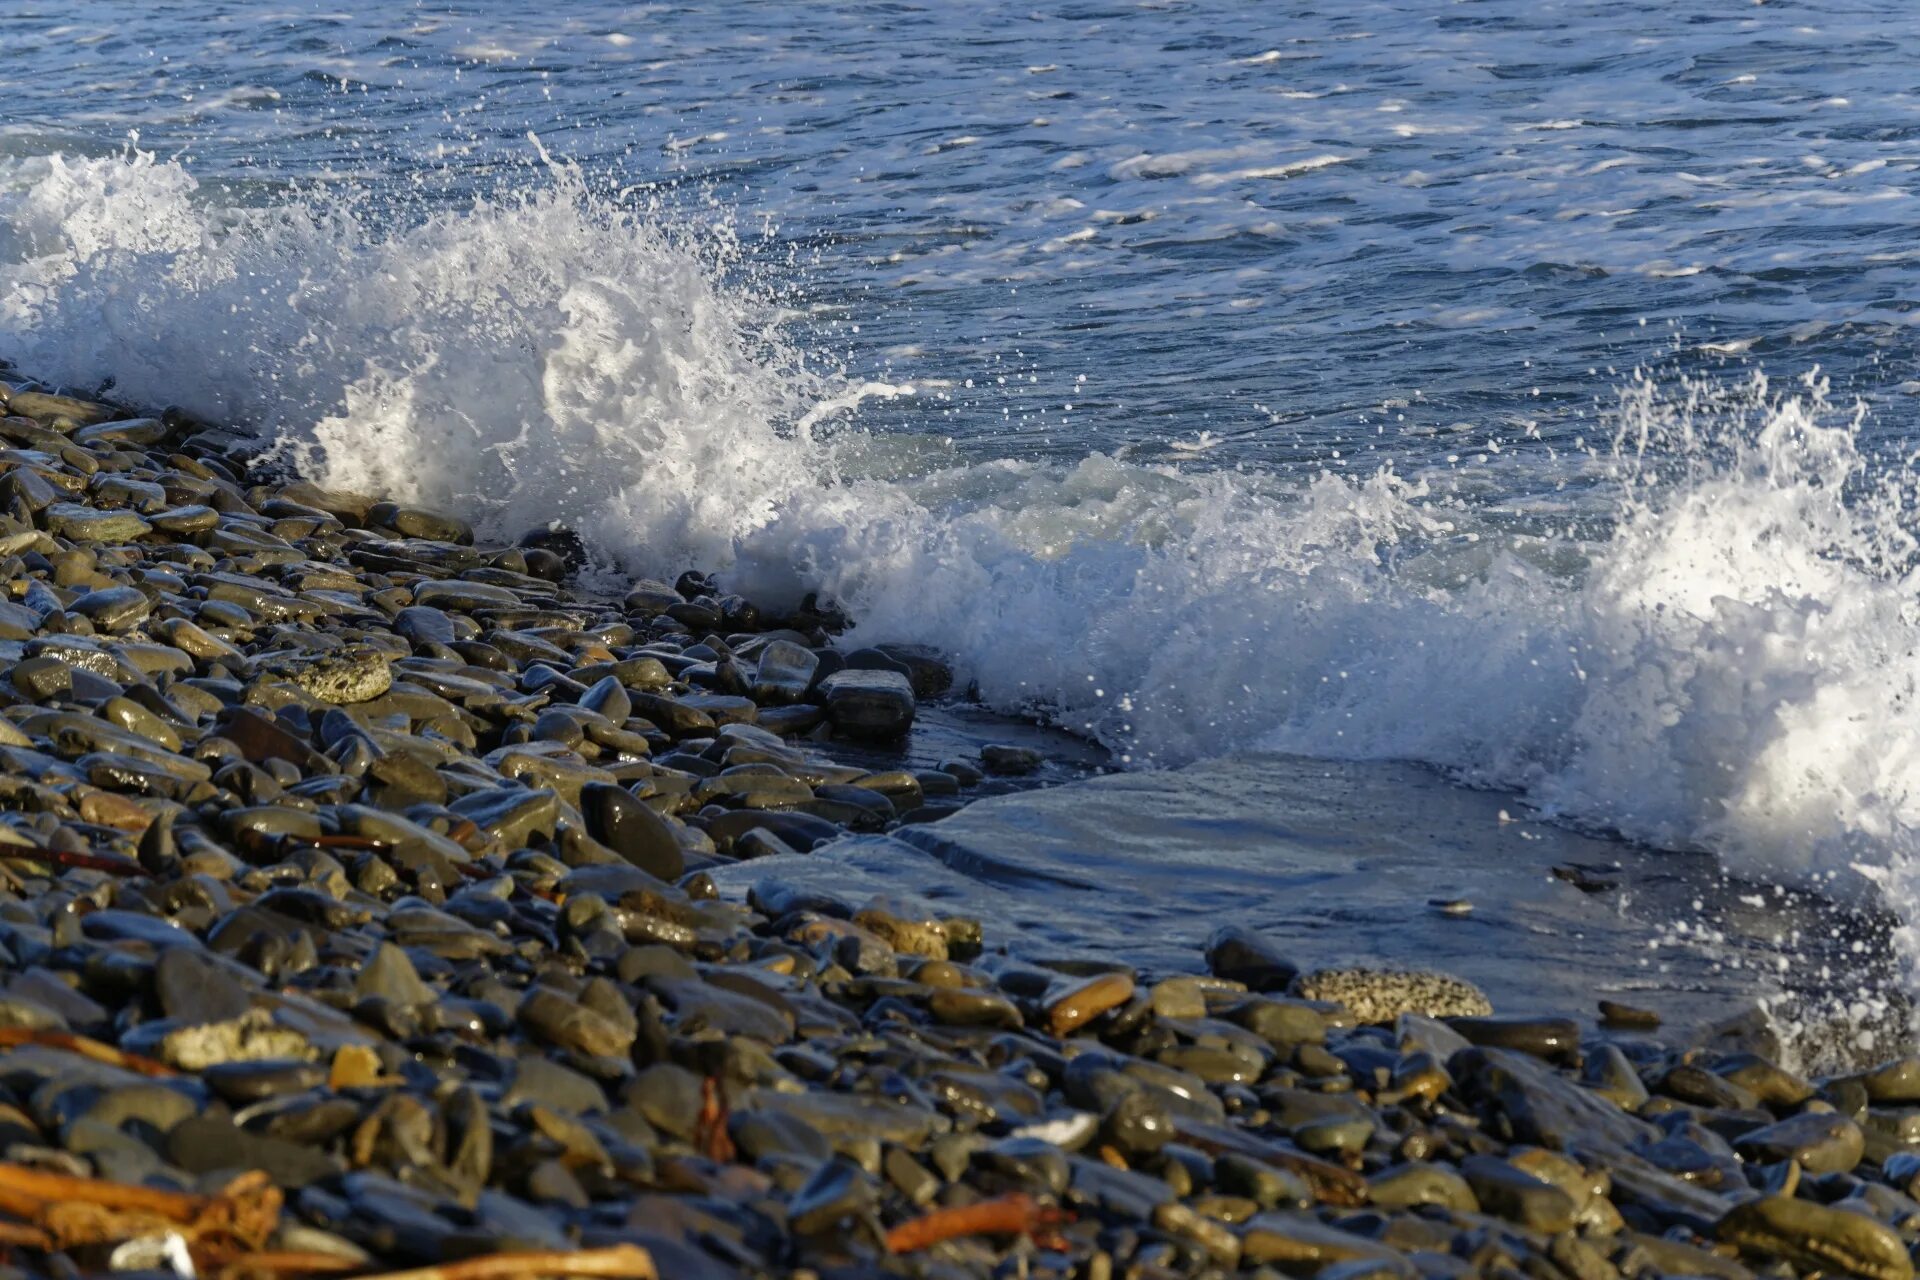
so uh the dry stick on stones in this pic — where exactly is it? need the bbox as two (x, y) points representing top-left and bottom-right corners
(695, 1077), (736, 1163)
(203, 1249), (362, 1278)
(0, 847), (147, 877)
(0, 1221), (51, 1250)
(0, 1027), (177, 1077)
(345, 1244), (659, 1280)
(885, 1193), (1073, 1254)
(0, 1165), (280, 1254)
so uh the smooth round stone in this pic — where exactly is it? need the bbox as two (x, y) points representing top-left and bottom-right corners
(149, 504), (219, 536)
(622, 579), (682, 615)
(393, 605), (458, 647)
(155, 946), (254, 1024)
(353, 943), (436, 1008)
(1598, 998), (1661, 1029)
(1367, 1161), (1480, 1213)
(83, 909), (202, 951)
(731, 1107), (834, 1165)
(1293, 967), (1491, 1022)
(12, 656), (71, 700)
(505, 1057), (608, 1116)
(1238, 1213), (1409, 1271)
(1292, 1114), (1375, 1156)
(581, 781), (684, 881)
(1447, 1015), (1579, 1062)
(787, 1158), (879, 1236)
(1661, 1063), (1759, 1110)
(74, 417), (168, 446)
(751, 639), (818, 705)
(200, 1059), (328, 1105)
(980, 743), (1043, 775)
(1046, 972), (1135, 1037)
(6, 390), (114, 425)
(167, 1114), (338, 1187)
(450, 786), (561, 848)
(1735, 1112), (1865, 1174)
(1149, 977), (1212, 1020)
(927, 989), (1022, 1029)
(1718, 1195), (1914, 1280)
(69, 585), (151, 631)
(1459, 1155), (1577, 1233)
(517, 986), (635, 1058)
(1861, 1057), (1920, 1104)
(976, 1136), (1069, 1195)
(370, 502), (472, 544)
(1204, 926), (1299, 992)
(1100, 1090), (1174, 1158)
(1719, 1055), (1814, 1107)
(1158, 1045), (1261, 1086)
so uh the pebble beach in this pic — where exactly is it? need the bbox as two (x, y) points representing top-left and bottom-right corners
(0, 368), (1911, 1280)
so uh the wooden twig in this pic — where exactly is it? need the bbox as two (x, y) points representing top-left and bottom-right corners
(0, 1027), (176, 1077)
(0, 1220), (49, 1249)
(885, 1193), (1071, 1254)
(347, 1244), (658, 1280)
(0, 1164), (280, 1252)
(204, 1249), (363, 1277)
(0, 1162), (204, 1219)
(694, 1077), (735, 1163)
(0, 847), (146, 877)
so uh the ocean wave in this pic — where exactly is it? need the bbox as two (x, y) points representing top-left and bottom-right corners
(5, 150), (1920, 935)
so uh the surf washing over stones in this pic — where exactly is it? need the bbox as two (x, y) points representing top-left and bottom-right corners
(5, 147), (1920, 979)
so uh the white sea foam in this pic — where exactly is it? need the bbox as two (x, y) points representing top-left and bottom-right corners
(6, 152), (1920, 957)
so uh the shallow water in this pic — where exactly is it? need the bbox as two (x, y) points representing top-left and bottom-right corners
(5, 0), (1920, 1004)
(725, 747), (1902, 1062)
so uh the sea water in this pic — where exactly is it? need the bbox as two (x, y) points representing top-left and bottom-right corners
(4, 0), (1919, 1034)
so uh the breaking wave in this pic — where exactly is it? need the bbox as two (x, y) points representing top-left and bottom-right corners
(6, 149), (1920, 933)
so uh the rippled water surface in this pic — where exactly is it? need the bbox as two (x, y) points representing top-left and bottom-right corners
(7, 0), (1920, 1009)
(11, 1), (1920, 463)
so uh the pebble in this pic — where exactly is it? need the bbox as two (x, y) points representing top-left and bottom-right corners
(817, 668), (916, 740)
(1291, 966), (1492, 1022)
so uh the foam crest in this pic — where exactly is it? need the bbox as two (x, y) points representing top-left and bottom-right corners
(6, 152), (1920, 926)
(0, 149), (829, 573)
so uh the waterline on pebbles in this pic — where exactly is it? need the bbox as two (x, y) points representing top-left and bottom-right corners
(0, 365), (1909, 1277)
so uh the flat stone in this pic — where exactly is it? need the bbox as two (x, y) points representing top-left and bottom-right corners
(1238, 1212), (1414, 1275)
(1735, 1112), (1865, 1174)
(7, 391), (115, 425)
(284, 650), (393, 704)
(981, 743), (1043, 775)
(371, 502), (473, 544)
(1292, 967), (1491, 1022)
(1459, 1154), (1577, 1232)
(44, 503), (149, 543)
(69, 586), (151, 631)
(168, 1114), (339, 1187)
(353, 943), (436, 1008)
(155, 947), (254, 1025)
(1718, 1195), (1913, 1280)
(818, 668), (915, 740)
(517, 986), (634, 1058)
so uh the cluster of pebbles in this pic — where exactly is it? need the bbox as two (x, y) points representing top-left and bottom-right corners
(0, 372), (1914, 1280)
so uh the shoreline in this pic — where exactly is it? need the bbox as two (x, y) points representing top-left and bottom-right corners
(0, 367), (1912, 1279)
